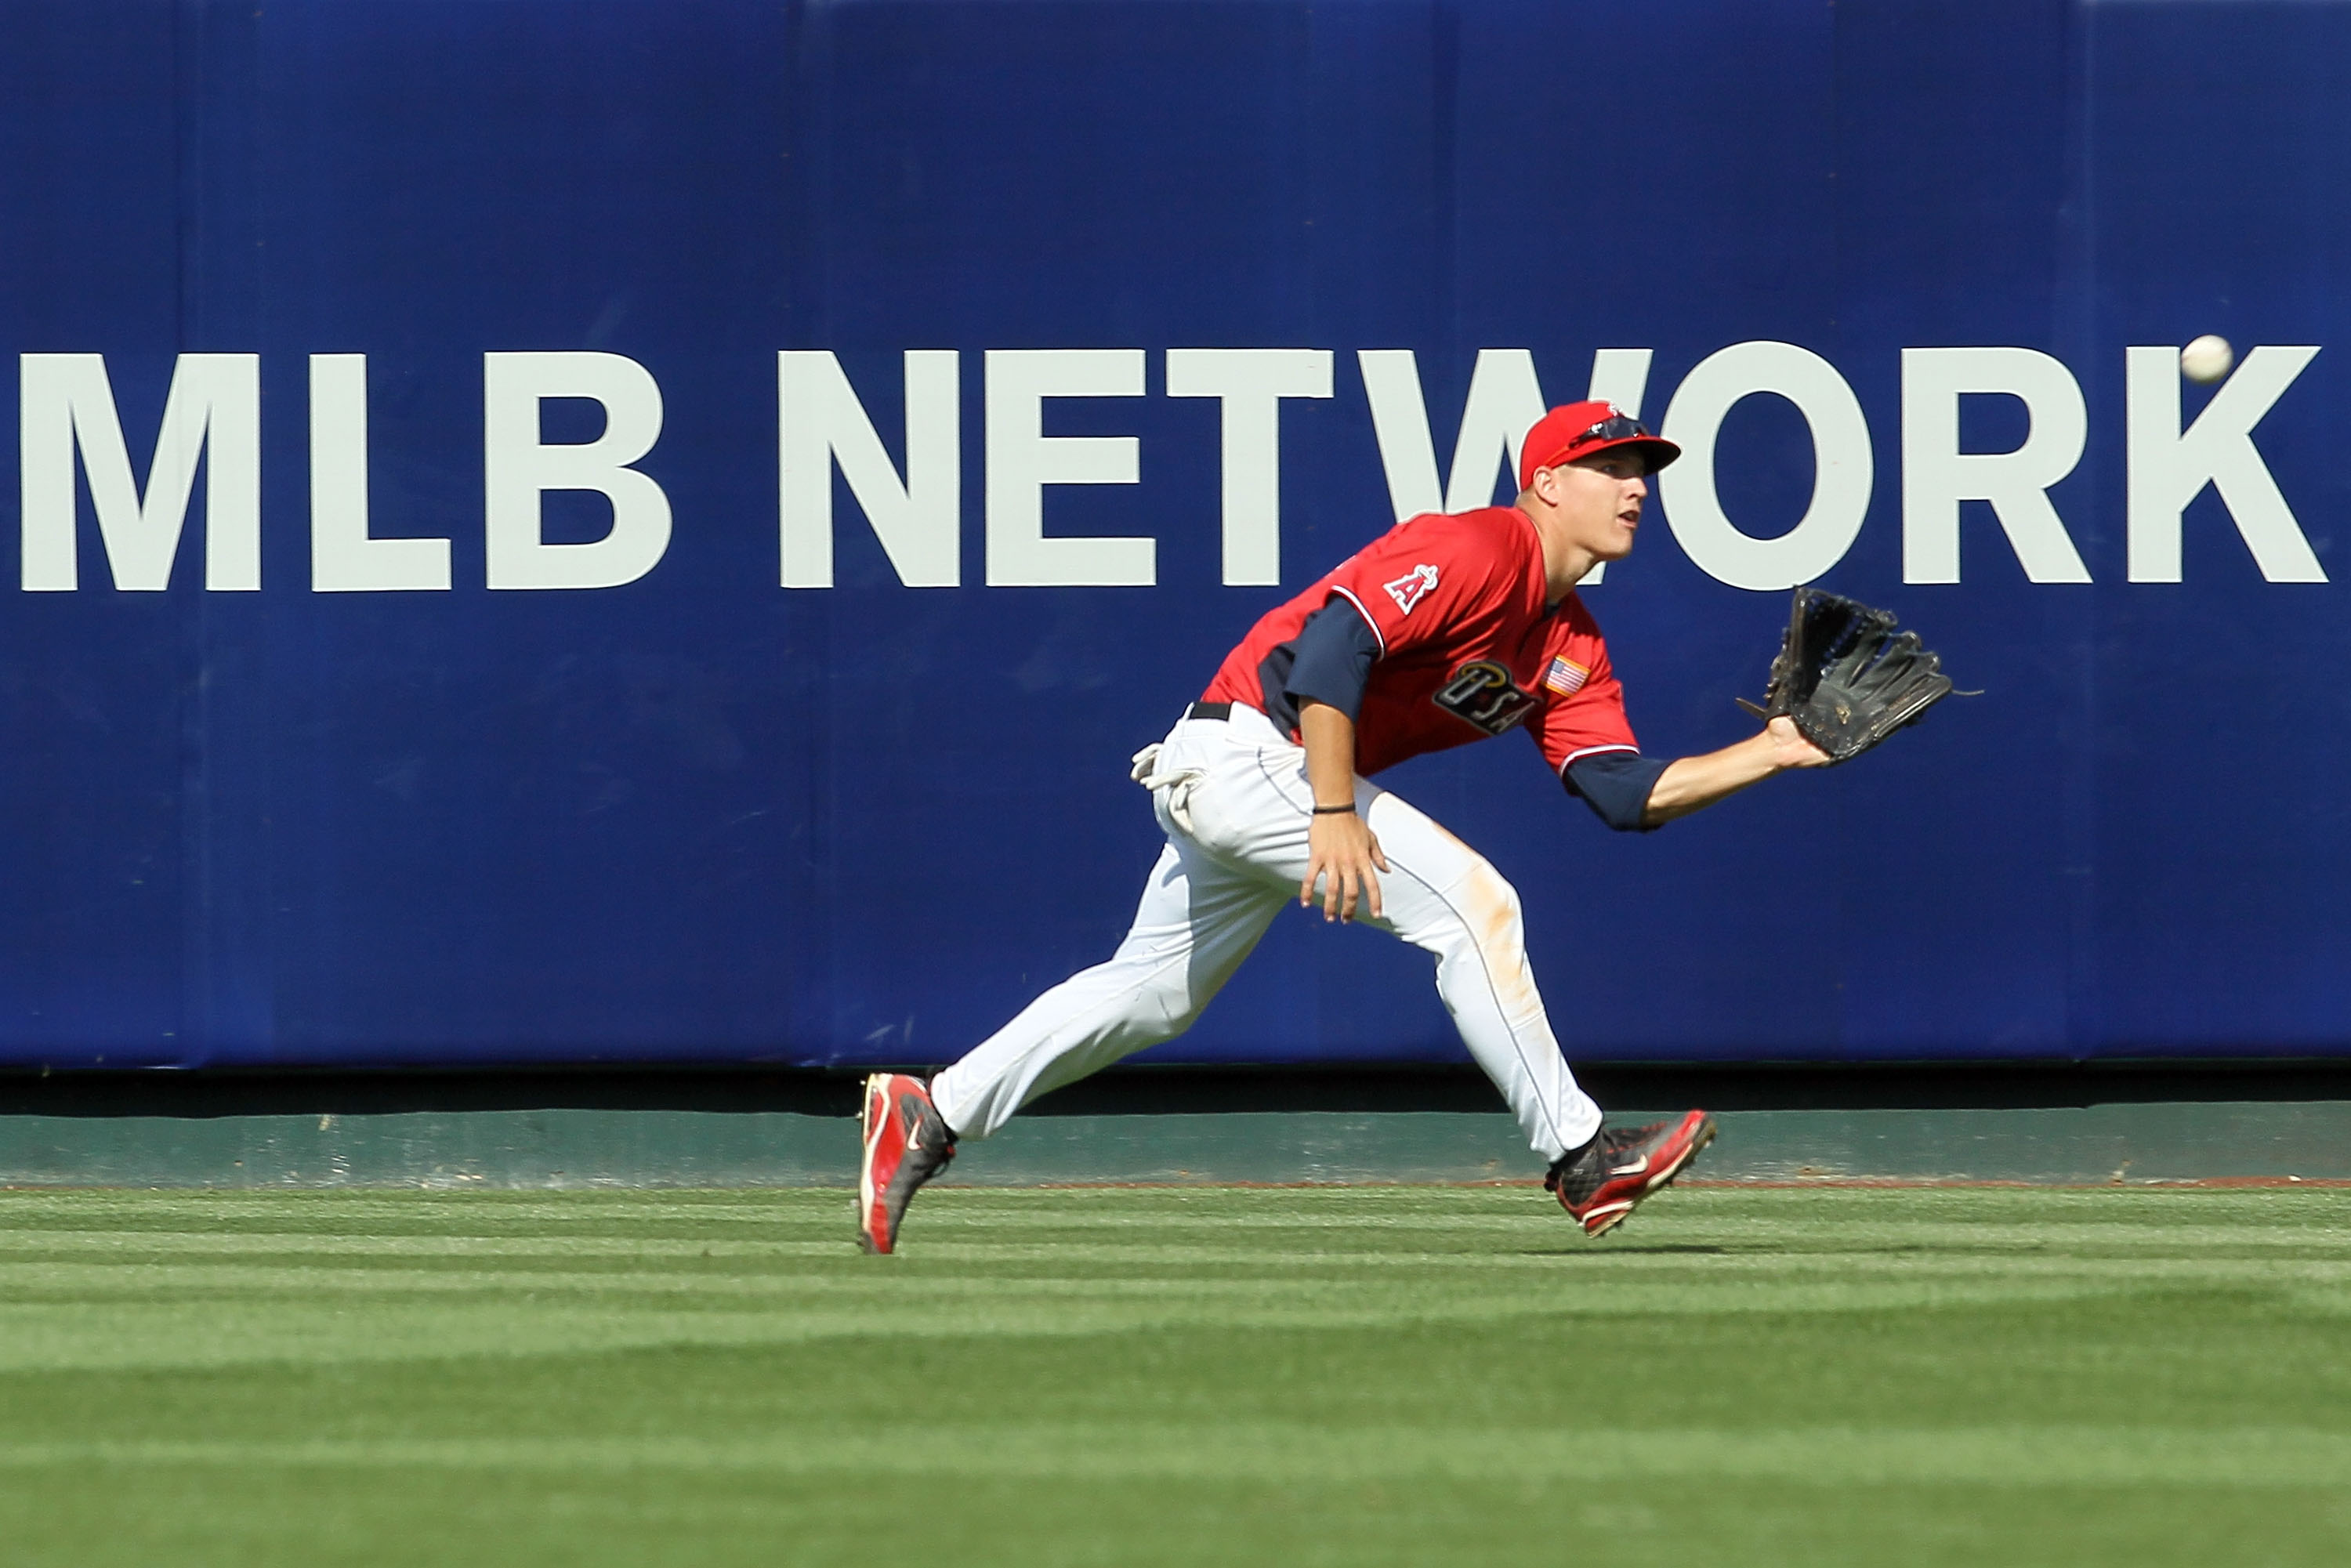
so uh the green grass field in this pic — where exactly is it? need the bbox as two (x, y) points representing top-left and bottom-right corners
(0, 1182), (2344, 1566)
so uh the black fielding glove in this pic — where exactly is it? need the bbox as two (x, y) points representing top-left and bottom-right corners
(1738, 587), (1965, 762)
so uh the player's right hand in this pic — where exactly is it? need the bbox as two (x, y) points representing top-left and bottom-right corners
(1302, 809), (1389, 924)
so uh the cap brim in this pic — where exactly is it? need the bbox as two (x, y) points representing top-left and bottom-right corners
(1588, 434), (1680, 475)
(1520, 431), (1683, 491)
(1533, 430), (1683, 491)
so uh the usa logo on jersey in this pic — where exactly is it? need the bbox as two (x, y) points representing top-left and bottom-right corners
(1384, 563), (1439, 615)
(1433, 659), (1540, 736)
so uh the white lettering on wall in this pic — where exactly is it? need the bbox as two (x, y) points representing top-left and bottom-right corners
(310, 353), (453, 592)
(483, 351), (671, 591)
(1164, 348), (1331, 585)
(13, 341), (2334, 596)
(20, 352), (260, 591)
(1900, 347), (2089, 585)
(1442, 349), (1548, 515)
(1659, 341), (1873, 592)
(2126, 344), (2324, 583)
(984, 349), (1153, 587)
(1357, 349), (1440, 520)
(1357, 348), (1545, 522)
(778, 349), (959, 588)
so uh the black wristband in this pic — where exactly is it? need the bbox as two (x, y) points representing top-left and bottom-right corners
(1311, 803), (1357, 816)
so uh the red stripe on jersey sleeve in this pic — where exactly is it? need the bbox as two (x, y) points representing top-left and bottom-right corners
(1526, 601), (1639, 776)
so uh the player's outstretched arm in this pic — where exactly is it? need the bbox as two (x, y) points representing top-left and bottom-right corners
(1297, 700), (1389, 923)
(1640, 716), (1831, 826)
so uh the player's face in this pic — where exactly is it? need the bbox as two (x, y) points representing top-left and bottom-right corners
(1549, 450), (1649, 561)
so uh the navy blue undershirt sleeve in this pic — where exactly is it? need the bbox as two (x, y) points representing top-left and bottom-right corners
(1282, 599), (1382, 724)
(1563, 750), (1671, 833)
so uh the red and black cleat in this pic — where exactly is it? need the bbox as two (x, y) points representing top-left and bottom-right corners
(1545, 1109), (1717, 1237)
(857, 1073), (958, 1255)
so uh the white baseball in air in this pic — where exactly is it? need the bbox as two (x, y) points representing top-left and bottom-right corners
(2181, 335), (2235, 384)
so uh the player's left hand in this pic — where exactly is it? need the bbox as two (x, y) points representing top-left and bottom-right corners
(1763, 715), (1833, 769)
(1302, 810), (1389, 924)
(1744, 588), (1963, 764)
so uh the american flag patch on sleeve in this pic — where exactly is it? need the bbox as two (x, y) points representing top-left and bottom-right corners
(1541, 655), (1590, 696)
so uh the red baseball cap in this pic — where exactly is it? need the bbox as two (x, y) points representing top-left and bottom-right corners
(1516, 400), (1680, 491)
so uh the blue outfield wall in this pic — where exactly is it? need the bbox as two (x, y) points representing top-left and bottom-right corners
(0, 0), (2347, 1070)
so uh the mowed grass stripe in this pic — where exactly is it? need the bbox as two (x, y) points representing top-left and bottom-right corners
(8, 1212), (2350, 1251)
(6, 1187), (2347, 1229)
(0, 1426), (2342, 1488)
(0, 1298), (1671, 1372)
(0, 1280), (2183, 1372)
(5, 1251), (2351, 1284)
(0, 1189), (2342, 1375)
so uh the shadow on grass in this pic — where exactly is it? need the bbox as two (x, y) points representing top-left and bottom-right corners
(1515, 1244), (1731, 1257)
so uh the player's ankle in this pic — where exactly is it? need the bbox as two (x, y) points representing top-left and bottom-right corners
(1545, 1131), (1599, 1190)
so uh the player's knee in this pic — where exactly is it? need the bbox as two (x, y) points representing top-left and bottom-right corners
(1125, 975), (1206, 1041)
(1456, 860), (1528, 961)
(1154, 987), (1210, 1038)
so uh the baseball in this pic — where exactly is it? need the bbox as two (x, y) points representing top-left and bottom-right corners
(2181, 335), (2234, 383)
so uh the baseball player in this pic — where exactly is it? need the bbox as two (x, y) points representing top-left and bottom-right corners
(858, 400), (1833, 1253)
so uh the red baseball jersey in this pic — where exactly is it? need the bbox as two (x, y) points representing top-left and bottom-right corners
(1200, 506), (1639, 779)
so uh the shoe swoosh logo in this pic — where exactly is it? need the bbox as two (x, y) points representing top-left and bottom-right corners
(1607, 1155), (1650, 1176)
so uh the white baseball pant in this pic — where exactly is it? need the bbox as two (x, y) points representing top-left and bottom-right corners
(928, 704), (1604, 1163)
